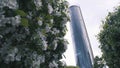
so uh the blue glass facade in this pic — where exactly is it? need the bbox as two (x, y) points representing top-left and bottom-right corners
(69, 5), (94, 68)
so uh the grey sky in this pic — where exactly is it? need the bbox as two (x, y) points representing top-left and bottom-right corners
(64, 0), (120, 66)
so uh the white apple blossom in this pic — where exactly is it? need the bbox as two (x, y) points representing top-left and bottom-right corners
(52, 40), (58, 50)
(0, 10), (5, 15)
(32, 55), (45, 68)
(63, 40), (68, 50)
(38, 20), (43, 26)
(0, 0), (18, 9)
(63, 17), (68, 23)
(0, 15), (21, 26)
(11, 15), (21, 26)
(45, 24), (51, 32)
(5, 53), (15, 63)
(37, 55), (45, 63)
(42, 40), (48, 50)
(50, 19), (54, 23)
(2, 47), (18, 63)
(49, 61), (58, 68)
(51, 28), (60, 35)
(53, 54), (58, 59)
(15, 15), (21, 24)
(55, 12), (61, 16)
(0, 35), (3, 38)
(34, 0), (42, 9)
(63, 1), (69, 6)
(38, 31), (46, 41)
(15, 54), (21, 61)
(48, 4), (53, 14)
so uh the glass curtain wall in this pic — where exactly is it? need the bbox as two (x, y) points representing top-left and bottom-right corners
(69, 5), (94, 68)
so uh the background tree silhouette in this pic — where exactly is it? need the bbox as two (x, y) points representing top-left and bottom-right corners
(98, 6), (120, 68)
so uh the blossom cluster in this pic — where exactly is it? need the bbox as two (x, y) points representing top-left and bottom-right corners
(0, 0), (69, 68)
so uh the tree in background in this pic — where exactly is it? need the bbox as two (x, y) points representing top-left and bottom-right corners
(98, 6), (120, 68)
(0, 0), (69, 68)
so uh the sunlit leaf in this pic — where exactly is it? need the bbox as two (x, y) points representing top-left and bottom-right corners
(21, 18), (29, 27)
(16, 10), (27, 16)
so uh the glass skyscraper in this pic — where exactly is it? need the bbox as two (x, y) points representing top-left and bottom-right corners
(69, 5), (94, 68)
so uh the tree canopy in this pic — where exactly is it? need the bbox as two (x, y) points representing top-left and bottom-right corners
(98, 6), (120, 68)
(0, 0), (69, 68)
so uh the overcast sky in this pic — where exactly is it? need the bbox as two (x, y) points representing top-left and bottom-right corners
(64, 0), (120, 66)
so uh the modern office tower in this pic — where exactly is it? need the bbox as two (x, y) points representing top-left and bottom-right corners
(69, 5), (94, 68)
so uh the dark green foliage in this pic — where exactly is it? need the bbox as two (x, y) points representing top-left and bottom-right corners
(98, 6), (120, 68)
(3, 6), (16, 17)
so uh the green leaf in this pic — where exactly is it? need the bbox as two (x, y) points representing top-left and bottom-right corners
(36, 17), (42, 21)
(41, 29), (46, 35)
(21, 18), (29, 27)
(16, 10), (27, 16)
